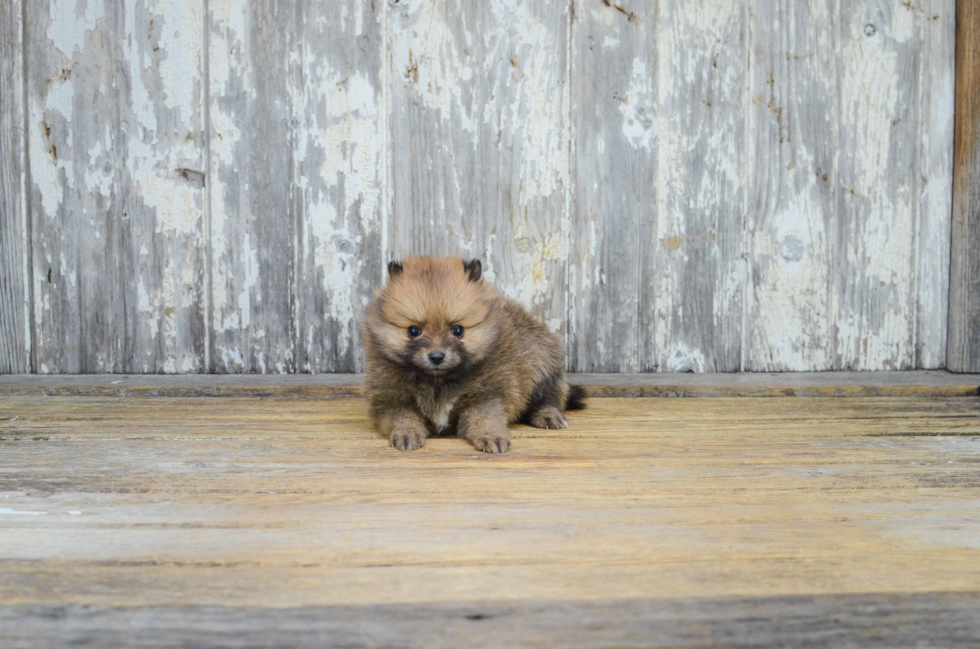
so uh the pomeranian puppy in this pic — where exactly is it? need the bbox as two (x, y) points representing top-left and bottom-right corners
(361, 255), (585, 453)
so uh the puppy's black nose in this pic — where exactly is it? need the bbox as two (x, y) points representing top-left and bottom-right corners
(428, 351), (445, 365)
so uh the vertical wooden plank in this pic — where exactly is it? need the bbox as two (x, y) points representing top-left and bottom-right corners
(209, 0), (384, 374)
(387, 0), (569, 337)
(291, 0), (385, 373)
(208, 0), (296, 373)
(567, 0), (657, 372)
(744, 0), (837, 371)
(0, 0), (30, 373)
(835, 1), (919, 370)
(915, 0), (954, 369)
(27, 0), (208, 373)
(948, 0), (980, 371)
(655, 1), (746, 372)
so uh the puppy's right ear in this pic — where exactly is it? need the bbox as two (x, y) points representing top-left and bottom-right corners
(388, 261), (403, 279)
(462, 259), (482, 282)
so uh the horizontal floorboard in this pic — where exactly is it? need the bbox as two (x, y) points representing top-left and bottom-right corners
(1, 395), (978, 646)
(0, 371), (978, 398)
(3, 593), (980, 649)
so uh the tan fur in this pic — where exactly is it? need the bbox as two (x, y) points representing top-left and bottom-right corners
(361, 255), (579, 453)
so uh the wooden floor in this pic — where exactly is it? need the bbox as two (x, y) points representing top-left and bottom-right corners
(1, 389), (979, 647)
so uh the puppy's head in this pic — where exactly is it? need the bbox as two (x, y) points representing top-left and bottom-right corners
(364, 256), (498, 377)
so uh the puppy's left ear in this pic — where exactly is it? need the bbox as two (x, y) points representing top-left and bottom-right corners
(388, 261), (403, 279)
(462, 259), (482, 282)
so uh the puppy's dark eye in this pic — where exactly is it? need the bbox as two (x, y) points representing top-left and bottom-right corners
(407, 326), (422, 338)
(451, 325), (464, 338)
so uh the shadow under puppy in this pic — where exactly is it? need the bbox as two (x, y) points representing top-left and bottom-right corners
(361, 255), (585, 453)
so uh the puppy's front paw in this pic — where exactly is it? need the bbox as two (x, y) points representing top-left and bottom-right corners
(470, 433), (510, 454)
(528, 406), (567, 429)
(390, 429), (426, 451)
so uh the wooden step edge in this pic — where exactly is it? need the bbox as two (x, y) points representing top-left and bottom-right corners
(0, 371), (977, 399)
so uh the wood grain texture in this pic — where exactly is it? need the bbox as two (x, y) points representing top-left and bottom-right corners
(26, 0), (208, 374)
(0, 0), (29, 373)
(2, 0), (961, 374)
(0, 395), (978, 645)
(567, 0), (656, 372)
(655, 0), (745, 372)
(948, 0), (980, 372)
(916, 0), (955, 369)
(1, 370), (978, 398)
(745, 0), (837, 371)
(835, 1), (920, 370)
(290, 0), (385, 373)
(208, 0), (384, 374)
(387, 0), (569, 337)
(4, 593), (980, 649)
(208, 0), (296, 373)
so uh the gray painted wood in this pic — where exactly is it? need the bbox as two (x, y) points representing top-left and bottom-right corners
(25, 0), (208, 373)
(291, 0), (385, 373)
(0, 0), (29, 373)
(655, 0), (745, 372)
(387, 0), (570, 337)
(567, 0), (657, 372)
(208, 0), (297, 373)
(1, 0), (962, 374)
(948, 0), (980, 372)
(745, 0), (837, 371)
(4, 593), (980, 648)
(208, 0), (384, 374)
(916, 0), (955, 369)
(835, 1), (920, 370)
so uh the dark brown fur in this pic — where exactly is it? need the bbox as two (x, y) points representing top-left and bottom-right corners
(361, 255), (585, 453)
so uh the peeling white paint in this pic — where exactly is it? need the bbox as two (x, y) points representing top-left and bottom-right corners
(483, 233), (498, 284)
(664, 342), (707, 373)
(749, 192), (833, 371)
(503, 229), (567, 309)
(389, 0), (476, 135)
(291, 4), (385, 369)
(619, 58), (655, 151)
(155, 0), (201, 114)
(836, 5), (917, 370)
(493, 1), (567, 207)
(654, 0), (745, 371)
(15, 0), (954, 375)
(209, 0), (249, 345)
(30, 79), (75, 220)
(602, 36), (620, 49)
(47, 0), (102, 57)
(238, 237), (259, 331)
(915, 0), (955, 368)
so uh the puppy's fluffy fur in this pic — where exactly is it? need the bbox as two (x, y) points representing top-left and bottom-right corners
(361, 255), (585, 453)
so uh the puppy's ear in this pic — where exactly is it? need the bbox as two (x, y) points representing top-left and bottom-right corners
(462, 259), (482, 282)
(388, 261), (403, 279)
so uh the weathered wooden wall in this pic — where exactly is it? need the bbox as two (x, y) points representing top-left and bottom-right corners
(0, 0), (29, 373)
(949, 0), (980, 372)
(0, 0), (958, 373)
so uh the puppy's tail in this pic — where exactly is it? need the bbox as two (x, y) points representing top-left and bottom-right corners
(565, 384), (587, 411)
